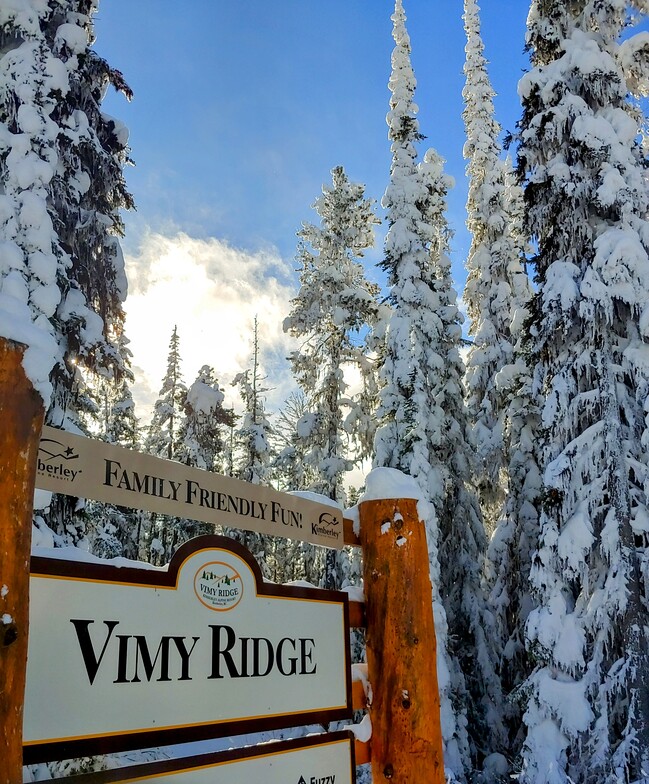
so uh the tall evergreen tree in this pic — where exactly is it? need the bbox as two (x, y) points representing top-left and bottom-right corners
(461, 0), (532, 530)
(517, 2), (649, 781)
(234, 319), (273, 486)
(284, 165), (379, 504)
(373, 2), (504, 776)
(273, 390), (311, 493)
(230, 321), (274, 574)
(461, 0), (541, 756)
(0, 0), (133, 422)
(5, 0), (139, 774)
(146, 326), (186, 461)
(284, 164), (379, 589)
(0, 1), (133, 560)
(152, 362), (234, 552)
(373, 4), (461, 772)
(485, 318), (542, 747)
(143, 327), (188, 564)
(423, 147), (507, 771)
(105, 376), (139, 449)
(102, 333), (139, 449)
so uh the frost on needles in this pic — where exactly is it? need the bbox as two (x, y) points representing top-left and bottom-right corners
(284, 164), (379, 590)
(517, 2), (649, 782)
(0, 0), (133, 415)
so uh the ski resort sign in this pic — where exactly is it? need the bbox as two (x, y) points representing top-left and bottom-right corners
(23, 536), (352, 763)
(35, 425), (344, 548)
(51, 732), (356, 784)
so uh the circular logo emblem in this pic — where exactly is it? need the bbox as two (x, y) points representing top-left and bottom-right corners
(194, 560), (243, 611)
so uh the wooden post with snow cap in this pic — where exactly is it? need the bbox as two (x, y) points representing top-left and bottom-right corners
(0, 337), (45, 784)
(359, 470), (445, 783)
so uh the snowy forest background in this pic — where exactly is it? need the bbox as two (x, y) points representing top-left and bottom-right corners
(3, 0), (649, 782)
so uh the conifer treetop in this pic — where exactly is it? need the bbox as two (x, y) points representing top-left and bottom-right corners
(386, 0), (420, 146)
(284, 164), (378, 505)
(462, 0), (500, 166)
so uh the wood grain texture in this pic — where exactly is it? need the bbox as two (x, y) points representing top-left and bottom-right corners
(344, 516), (360, 546)
(359, 497), (445, 783)
(0, 337), (44, 784)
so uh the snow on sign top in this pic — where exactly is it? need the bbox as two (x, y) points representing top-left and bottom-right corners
(360, 467), (425, 502)
(35, 426), (345, 549)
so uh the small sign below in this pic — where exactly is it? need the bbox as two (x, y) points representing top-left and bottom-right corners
(24, 536), (352, 764)
(49, 732), (356, 784)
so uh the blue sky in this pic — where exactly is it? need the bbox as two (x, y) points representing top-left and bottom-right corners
(92, 1), (530, 417)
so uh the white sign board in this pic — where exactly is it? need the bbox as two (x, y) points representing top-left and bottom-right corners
(51, 732), (356, 784)
(35, 425), (345, 548)
(24, 536), (352, 764)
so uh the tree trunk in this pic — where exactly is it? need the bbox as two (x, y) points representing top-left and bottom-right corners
(0, 337), (44, 783)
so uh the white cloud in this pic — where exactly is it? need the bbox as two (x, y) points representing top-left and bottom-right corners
(123, 231), (299, 423)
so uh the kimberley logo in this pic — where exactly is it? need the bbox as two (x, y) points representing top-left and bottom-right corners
(37, 436), (81, 482)
(194, 561), (243, 611)
(310, 511), (341, 540)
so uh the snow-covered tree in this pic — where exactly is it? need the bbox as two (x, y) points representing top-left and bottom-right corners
(484, 330), (542, 740)
(0, 0), (133, 564)
(373, 2), (504, 777)
(179, 364), (234, 473)
(460, 0), (542, 757)
(228, 321), (274, 574)
(517, 2), (649, 781)
(423, 148), (508, 773)
(0, 0), (133, 422)
(343, 337), (385, 466)
(148, 364), (233, 555)
(461, 0), (532, 530)
(284, 164), (379, 504)
(284, 164), (379, 588)
(233, 319), (273, 485)
(99, 333), (139, 449)
(105, 375), (139, 449)
(234, 368), (271, 482)
(146, 326), (186, 461)
(272, 390), (311, 493)
(142, 327), (188, 564)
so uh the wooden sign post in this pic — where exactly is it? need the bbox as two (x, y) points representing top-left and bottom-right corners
(0, 337), (44, 784)
(359, 497), (445, 783)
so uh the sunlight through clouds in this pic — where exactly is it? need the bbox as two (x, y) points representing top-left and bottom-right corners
(123, 231), (299, 423)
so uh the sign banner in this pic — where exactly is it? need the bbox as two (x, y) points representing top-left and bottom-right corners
(24, 536), (352, 764)
(50, 732), (356, 784)
(35, 425), (344, 548)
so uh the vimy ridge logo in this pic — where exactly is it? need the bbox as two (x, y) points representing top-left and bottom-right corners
(194, 560), (243, 611)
